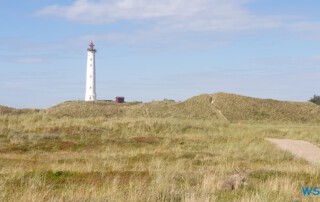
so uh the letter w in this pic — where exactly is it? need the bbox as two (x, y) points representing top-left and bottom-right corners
(302, 187), (313, 196)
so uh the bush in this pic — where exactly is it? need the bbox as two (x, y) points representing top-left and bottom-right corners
(309, 95), (320, 105)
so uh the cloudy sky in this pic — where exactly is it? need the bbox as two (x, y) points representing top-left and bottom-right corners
(1, 0), (320, 108)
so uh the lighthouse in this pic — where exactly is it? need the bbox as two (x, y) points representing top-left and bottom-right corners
(85, 41), (97, 101)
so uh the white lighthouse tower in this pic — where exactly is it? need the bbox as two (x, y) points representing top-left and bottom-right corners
(85, 41), (97, 101)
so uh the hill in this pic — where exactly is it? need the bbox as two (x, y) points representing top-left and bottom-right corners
(42, 93), (320, 123)
(2, 93), (320, 123)
(1, 93), (320, 201)
(45, 95), (226, 121)
(210, 93), (320, 122)
(0, 106), (17, 114)
(0, 105), (37, 115)
(45, 101), (137, 118)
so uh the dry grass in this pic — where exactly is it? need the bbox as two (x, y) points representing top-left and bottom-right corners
(211, 93), (320, 123)
(1, 93), (320, 201)
(44, 93), (320, 123)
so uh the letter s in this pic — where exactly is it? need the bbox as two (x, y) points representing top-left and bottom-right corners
(313, 187), (320, 196)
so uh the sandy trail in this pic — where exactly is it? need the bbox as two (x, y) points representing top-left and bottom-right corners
(265, 138), (320, 164)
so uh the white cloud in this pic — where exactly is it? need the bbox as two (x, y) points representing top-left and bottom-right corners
(36, 0), (285, 32)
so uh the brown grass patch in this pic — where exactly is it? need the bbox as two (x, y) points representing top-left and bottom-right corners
(130, 136), (161, 144)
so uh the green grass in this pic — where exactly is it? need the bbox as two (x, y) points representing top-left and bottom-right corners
(0, 115), (319, 201)
(1, 93), (320, 201)
(41, 93), (320, 123)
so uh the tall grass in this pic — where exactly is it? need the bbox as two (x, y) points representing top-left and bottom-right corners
(1, 109), (320, 201)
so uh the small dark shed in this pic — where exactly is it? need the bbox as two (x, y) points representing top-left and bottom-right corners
(115, 97), (125, 103)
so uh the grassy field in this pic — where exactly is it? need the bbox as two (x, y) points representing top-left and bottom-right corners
(1, 94), (320, 201)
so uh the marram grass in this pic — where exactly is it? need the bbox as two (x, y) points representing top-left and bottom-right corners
(1, 93), (320, 201)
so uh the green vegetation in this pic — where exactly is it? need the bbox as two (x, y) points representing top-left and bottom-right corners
(309, 95), (320, 105)
(45, 93), (320, 123)
(0, 93), (320, 201)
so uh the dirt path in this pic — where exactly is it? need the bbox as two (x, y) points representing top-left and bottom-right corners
(265, 138), (320, 164)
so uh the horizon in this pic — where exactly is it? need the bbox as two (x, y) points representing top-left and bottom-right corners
(1, 1), (320, 108)
(1, 92), (316, 110)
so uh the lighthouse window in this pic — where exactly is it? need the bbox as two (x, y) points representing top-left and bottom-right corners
(90, 64), (92, 66)
(90, 58), (92, 61)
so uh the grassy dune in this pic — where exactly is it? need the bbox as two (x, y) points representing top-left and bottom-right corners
(1, 93), (320, 201)
(45, 93), (320, 122)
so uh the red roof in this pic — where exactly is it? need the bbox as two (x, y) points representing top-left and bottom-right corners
(89, 41), (94, 47)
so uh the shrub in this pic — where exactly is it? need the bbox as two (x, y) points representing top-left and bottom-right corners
(309, 95), (320, 105)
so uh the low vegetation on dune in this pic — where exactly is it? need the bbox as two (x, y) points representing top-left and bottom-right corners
(46, 101), (138, 118)
(0, 105), (37, 115)
(309, 94), (320, 105)
(46, 93), (320, 123)
(211, 93), (320, 122)
(1, 93), (320, 201)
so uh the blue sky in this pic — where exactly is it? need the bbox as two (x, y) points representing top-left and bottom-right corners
(1, 0), (320, 108)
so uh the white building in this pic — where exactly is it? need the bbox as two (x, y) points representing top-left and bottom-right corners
(85, 42), (97, 101)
